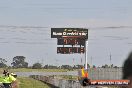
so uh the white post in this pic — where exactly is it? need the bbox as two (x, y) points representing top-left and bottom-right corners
(85, 39), (88, 69)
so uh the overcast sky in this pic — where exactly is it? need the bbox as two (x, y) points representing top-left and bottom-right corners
(0, 0), (132, 67)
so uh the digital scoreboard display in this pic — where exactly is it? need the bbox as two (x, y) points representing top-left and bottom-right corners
(51, 28), (88, 39)
(51, 28), (88, 54)
(57, 38), (85, 46)
(57, 47), (85, 54)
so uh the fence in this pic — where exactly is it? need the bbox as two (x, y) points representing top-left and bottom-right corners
(88, 68), (122, 80)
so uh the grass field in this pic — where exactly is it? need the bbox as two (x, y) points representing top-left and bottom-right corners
(10, 68), (69, 72)
(0, 68), (71, 88)
(18, 77), (50, 88)
(0, 68), (69, 73)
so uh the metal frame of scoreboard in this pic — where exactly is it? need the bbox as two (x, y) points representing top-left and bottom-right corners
(51, 28), (88, 69)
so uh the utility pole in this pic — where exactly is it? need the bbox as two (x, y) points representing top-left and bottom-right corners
(110, 53), (112, 68)
(73, 58), (74, 67)
(41, 59), (44, 66)
(81, 57), (82, 65)
(91, 56), (93, 68)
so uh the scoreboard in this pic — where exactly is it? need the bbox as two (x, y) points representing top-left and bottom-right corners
(51, 28), (88, 54)
(57, 38), (85, 46)
(57, 47), (85, 54)
(51, 28), (88, 39)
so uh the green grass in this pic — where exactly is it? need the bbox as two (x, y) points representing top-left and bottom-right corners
(0, 68), (70, 73)
(10, 68), (69, 72)
(18, 77), (50, 88)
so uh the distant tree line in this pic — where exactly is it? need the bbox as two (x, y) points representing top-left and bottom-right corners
(0, 56), (120, 69)
(0, 58), (7, 68)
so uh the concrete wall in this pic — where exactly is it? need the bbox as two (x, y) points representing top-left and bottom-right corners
(88, 68), (122, 80)
(30, 75), (125, 88)
(30, 75), (84, 88)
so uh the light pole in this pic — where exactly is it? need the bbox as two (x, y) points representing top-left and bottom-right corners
(85, 39), (88, 69)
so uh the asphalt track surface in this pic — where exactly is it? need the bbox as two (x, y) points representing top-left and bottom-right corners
(16, 71), (78, 77)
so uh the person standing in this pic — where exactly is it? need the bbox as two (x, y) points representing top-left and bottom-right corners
(10, 73), (18, 88)
(2, 70), (17, 88)
(123, 52), (132, 88)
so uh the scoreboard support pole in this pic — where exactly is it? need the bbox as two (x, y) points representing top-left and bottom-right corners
(85, 39), (88, 69)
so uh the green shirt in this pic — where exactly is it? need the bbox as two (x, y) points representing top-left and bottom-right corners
(0, 76), (4, 83)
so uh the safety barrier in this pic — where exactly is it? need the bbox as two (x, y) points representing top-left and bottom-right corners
(88, 68), (122, 80)
(30, 75), (86, 88)
(29, 68), (125, 88)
